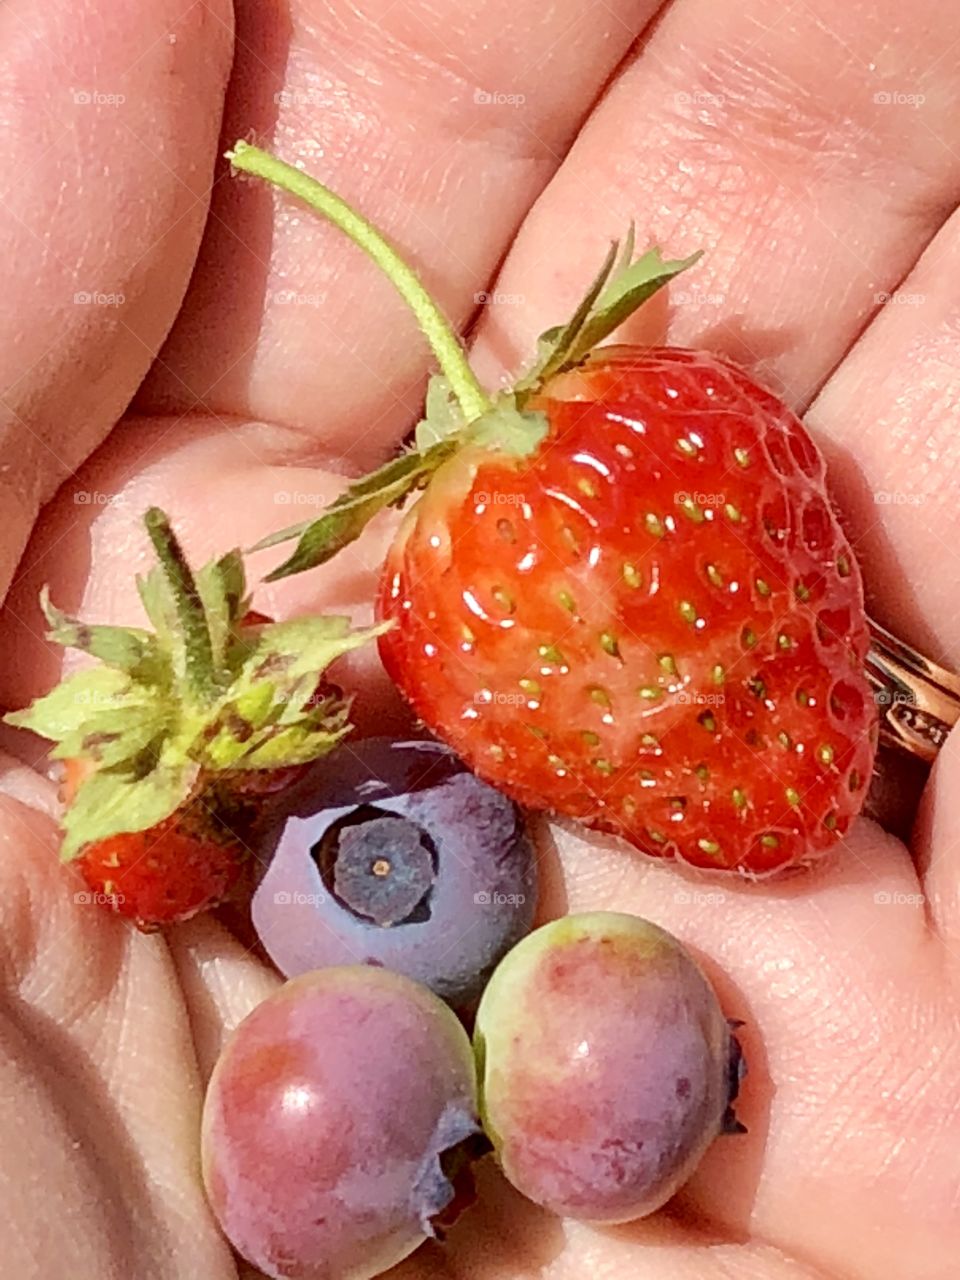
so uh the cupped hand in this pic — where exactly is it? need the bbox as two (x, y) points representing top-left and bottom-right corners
(2, 1), (960, 1277)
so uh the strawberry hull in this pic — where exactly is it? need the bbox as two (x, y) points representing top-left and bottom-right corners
(378, 347), (878, 875)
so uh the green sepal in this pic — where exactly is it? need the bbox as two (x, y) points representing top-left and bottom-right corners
(414, 375), (465, 451)
(200, 616), (391, 770)
(516, 238), (702, 398)
(196, 549), (249, 671)
(136, 565), (183, 677)
(5, 667), (142, 741)
(254, 386), (548, 581)
(217, 708), (352, 770)
(60, 761), (200, 862)
(515, 241), (619, 397)
(258, 443), (457, 581)
(135, 544), (249, 693)
(51, 713), (168, 771)
(574, 246), (702, 360)
(40, 589), (164, 682)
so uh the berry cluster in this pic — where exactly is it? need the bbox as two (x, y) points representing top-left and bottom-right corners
(202, 913), (744, 1279)
(2, 138), (881, 1279)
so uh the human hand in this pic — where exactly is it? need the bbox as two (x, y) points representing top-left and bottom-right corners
(1, 0), (959, 1277)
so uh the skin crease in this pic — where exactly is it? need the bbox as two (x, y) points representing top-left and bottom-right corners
(5, 0), (960, 1277)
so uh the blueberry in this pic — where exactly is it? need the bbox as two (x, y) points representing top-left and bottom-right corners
(474, 912), (745, 1222)
(252, 738), (537, 1006)
(202, 967), (482, 1280)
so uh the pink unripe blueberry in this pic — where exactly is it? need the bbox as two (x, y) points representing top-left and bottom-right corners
(474, 912), (744, 1222)
(202, 966), (481, 1279)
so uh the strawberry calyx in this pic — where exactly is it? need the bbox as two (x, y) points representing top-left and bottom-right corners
(4, 507), (388, 859)
(227, 141), (698, 580)
(513, 228), (701, 400)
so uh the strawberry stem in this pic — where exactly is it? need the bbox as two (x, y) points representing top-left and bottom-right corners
(225, 141), (492, 425)
(143, 508), (217, 701)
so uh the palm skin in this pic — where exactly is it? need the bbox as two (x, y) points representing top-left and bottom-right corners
(2, 0), (960, 1277)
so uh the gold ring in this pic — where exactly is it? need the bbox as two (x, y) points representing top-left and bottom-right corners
(866, 619), (960, 765)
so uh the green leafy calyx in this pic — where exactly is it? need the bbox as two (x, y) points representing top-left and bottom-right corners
(255, 391), (549, 580)
(516, 231), (702, 398)
(4, 508), (387, 858)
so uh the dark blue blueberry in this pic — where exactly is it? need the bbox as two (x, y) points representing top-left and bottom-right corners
(252, 738), (537, 1006)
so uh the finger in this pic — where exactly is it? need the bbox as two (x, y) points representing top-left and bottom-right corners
(168, 916), (283, 1081)
(804, 209), (960, 661)
(0, 0), (233, 604)
(913, 732), (960, 955)
(0, 791), (237, 1278)
(539, 817), (958, 1280)
(797, 208), (960, 936)
(529, 1218), (840, 1280)
(138, 0), (667, 465)
(469, 0), (960, 409)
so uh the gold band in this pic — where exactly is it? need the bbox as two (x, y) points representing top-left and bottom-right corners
(866, 619), (960, 765)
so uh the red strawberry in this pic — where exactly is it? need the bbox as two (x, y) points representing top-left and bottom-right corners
(6, 509), (385, 927)
(231, 141), (878, 875)
(78, 813), (244, 929)
(376, 346), (875, 873)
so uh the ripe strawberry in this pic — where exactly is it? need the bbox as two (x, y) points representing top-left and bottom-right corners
(78, 813), (243, 930)
(6, 508), (385, 926)
(376, 346), (875, 873)
(230, 141), (878, 875)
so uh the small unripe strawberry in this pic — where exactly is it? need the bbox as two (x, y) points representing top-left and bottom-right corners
(6, 509), (386, 927)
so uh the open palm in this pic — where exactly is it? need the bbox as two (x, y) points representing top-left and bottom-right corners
(2, 1), (960, 1277)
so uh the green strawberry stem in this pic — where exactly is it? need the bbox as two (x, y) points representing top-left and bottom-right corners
(225, 141), (491, 424)
(144, 507), (217, 701)
(229, 139), (701, 580)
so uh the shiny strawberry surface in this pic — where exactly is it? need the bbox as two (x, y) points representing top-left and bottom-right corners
(379, 347), (877, 874)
